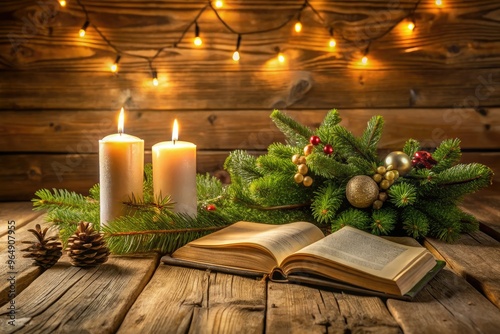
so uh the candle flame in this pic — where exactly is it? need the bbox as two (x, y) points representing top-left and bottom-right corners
(118, 107), (125, 134)
(172, 119), (179, 142)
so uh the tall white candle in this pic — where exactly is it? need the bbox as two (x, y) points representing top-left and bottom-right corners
(99, 108), (144, 226)
(152, 119), (197, 217)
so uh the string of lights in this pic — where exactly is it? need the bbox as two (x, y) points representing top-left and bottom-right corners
(64, 0), (442, 86)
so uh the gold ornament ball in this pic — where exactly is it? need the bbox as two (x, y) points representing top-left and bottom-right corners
(372, 200), (383, 210)
(346, 175), (379, 208)
(294, 173), (304, 183)
(304, 144), (314, 156)
(376, 166), (386, 175)
(372, 173), (382, 183)
(384, 151), (412, 176)
(292, 154), (301, 165)
(298, 164), (308, 175)
(298, 156), (307, 165)
(303, 176), (313, 187)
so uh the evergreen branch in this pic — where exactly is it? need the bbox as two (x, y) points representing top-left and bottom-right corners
(270, 109), (312, 146)
(244, 202), (311, 210)
(311, 182), (344, 223)
(370, 207), (397, 235)
(224, 150), (262, 184)
(316, 109), (342, 146)
(307, 153), (358, 180)
(332, 125), (373, 162)
(332, 208), (370, 232)
(267, 142), (301, 160)
(388, 182), (417, 207)
(432, 138), (461, 172)
(105, 225), (227, 237)
(403, 139), (420, 158)
(360, 115), (384, 160)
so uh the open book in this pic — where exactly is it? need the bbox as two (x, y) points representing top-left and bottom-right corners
(162, 221), (444, 299)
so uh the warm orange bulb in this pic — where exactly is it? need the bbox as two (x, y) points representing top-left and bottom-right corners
(294, 21), (302, 33)
(232, 51), (240, 62)
(215, 1), (223, 8)
(110, 63), (118, 73)
(194, 36), (202, 46)
(329, 38), (336, 48)
(435, 0), (442, 6)
(59, 0), (66, 7)
(408, 22), (415, 31)
(361, 56), (368, 65)
(153, 78), (159, 86)
(278, 53), (285, 63)
(79, 29), (86, 37)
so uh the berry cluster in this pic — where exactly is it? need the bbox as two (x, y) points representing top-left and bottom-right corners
(292, 136), (335, 187)
(371, 165), (400, 209)
(412, 151), (437, 169)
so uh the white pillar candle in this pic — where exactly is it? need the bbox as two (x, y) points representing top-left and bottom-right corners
(99, 108), (144, 226)
(152, 119), (197, 217)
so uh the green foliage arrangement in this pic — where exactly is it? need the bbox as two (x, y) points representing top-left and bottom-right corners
(33, 109), (494, 254)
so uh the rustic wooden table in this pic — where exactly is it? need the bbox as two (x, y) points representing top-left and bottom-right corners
(1, 191), (499, 333)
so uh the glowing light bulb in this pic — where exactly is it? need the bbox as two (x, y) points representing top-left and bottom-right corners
(408, 22), (415, 31)
(194, 36), (202, 46)
(294, 21), (302, 33)
(59, 0), (66, 7)
(329, 38), (336, 48)
(152, 70), (158, 86)
(435, 0), (442, 6)
(215, 1), (223, 8)
(278, 52), (285, 63)
(79, 21), (89, 38)
(361, 56), (368, 65)
(110, 55), (121, 73)
(232, 50), (240, 62)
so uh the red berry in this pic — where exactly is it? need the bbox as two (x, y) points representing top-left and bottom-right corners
(309, 135), (321, 146)
(206, 204), (216, 211)
(323, 144), (334, 155)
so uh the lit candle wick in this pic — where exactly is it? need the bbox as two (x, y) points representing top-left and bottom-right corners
(118, 107), (125, 135)
(172, 119), (179, 145)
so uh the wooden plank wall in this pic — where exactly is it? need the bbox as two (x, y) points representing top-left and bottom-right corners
(0, 0), (499, 200)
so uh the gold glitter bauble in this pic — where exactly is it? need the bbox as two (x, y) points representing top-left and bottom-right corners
(384, 151), (412, 176)
(346, 175), (379, 208)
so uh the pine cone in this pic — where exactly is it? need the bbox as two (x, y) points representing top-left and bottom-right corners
(66, 221), (110, 267)
(21, 224), (62, 269)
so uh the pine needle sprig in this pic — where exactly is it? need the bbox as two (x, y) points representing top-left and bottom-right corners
(388, 183), (418, 207)
(311, 183), (344, 223)
(316, 109), (342, 146)
(224, 150), (262, 184)
(103, 210), (231, 254)
(32, 188), (97, 211)
(307, 153), (358, 180)
(403, 139), (420, 158)
(332, 209), (370, 232)
(432, 138), (462, 172)
(370, 207), (397, 236)
(360, 115), (384, 161)
(270, 109), (312, 147)
(401, 206), (430, 239)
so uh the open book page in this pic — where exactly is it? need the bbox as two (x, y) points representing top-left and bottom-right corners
(187, 221), (325, 265)
(285, 226), (428, 280)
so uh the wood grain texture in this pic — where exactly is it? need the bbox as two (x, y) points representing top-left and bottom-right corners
(0, 253), (159, 334)
(460, 193), (500, 241)
(0, 215), (49, 305)
(0, 202), (41, 237)
(424, 232), (500, 308)
(118, 266), (266, 334)
(266, 282), (400, 333)
(1, 108), (498, 152)
(1, 69), (499, 110)
(1, 0), (499, 71)
(188, 271), (266, 333)
(388, 267), (500, 333)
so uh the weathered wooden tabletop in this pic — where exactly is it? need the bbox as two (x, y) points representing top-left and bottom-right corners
(1, 191), (499, 334)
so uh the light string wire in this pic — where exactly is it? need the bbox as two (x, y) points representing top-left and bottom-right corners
(73, 0), (423, 82)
